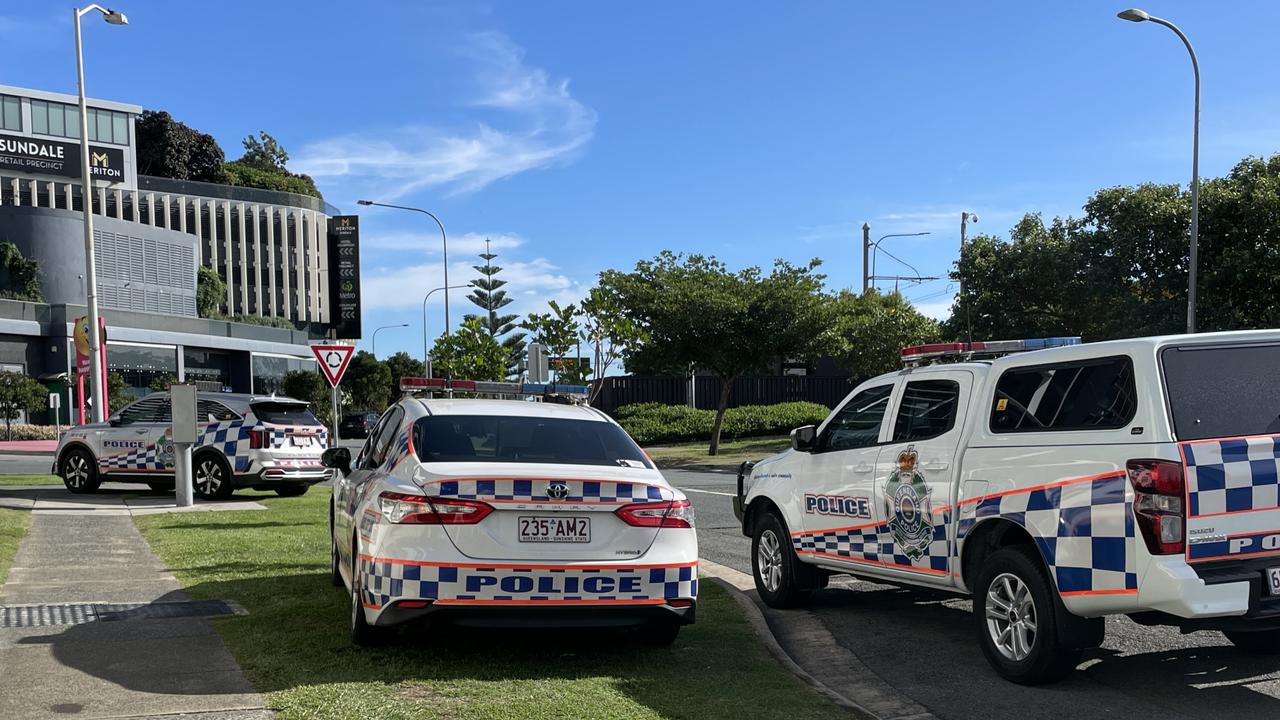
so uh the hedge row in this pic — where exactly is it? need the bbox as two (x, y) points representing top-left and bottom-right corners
(614, 401), (831, 445)
(0, 423), (61, 441)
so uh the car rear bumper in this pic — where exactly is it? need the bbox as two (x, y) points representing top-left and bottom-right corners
(240, 463), (329, 486)
(373, 599), (696, 628)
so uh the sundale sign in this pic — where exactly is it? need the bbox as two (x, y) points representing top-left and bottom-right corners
(0, 132), (125, 183)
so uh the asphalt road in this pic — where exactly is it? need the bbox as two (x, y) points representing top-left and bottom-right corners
(663, 467), (1280, 720)
(0, 453), (55, 475)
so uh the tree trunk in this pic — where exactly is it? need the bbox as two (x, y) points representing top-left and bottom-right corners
(708, 376), (735, 456)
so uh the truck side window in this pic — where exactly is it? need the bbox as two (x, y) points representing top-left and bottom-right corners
(990, 355), (1136, 433)
(116, 397), (161, 425)
(818, 385), (893, 451)
(893, 380), (960, 442)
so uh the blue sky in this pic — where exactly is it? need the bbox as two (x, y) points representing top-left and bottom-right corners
(5, 1), (1280, 361)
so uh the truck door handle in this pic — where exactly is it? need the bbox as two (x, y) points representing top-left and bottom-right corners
(134, 429), (150, 434)
(850, 464), (874, 473)
(922, 461), (949, 471)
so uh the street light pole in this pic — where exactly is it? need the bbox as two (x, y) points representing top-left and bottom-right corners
(861, 223), (871, 293)
(73, 4), (127, 423)
(869, 232), (931, 290)
(371, 323), (408, 358)
(422, 284), (470, 376)
(960, 211), (978, 346)
(1117, 8), (1200, 333)
(357, 200), (452, 334)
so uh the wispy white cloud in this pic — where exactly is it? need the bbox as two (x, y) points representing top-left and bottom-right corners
(364, 231), (523, 255)
(294, 31), (596, 197)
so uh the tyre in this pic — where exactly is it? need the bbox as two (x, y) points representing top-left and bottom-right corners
(1224, 629), (1280, 654)
(192, 453), (235, 501)
(975, 546), (1081, 685)
(639, 619), (681, 647)
(275, 485), (309, 498)
(350, 536), (386, 646)
(751, 513), (815, 608)
(60, 448), (101, 494)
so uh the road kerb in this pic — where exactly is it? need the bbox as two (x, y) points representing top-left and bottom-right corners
(700, 559), (937, 720)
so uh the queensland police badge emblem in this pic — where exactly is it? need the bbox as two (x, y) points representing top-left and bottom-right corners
(884, 447), (933, 559)
(157, 435), (176, 468)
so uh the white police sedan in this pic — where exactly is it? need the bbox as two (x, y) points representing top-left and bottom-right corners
(323, 389), (698, 645)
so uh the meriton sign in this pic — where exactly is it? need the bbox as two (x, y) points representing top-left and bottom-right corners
(0, 132), (124, 183)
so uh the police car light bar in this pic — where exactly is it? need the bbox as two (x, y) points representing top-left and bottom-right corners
(398, 377), (590, 397)
(900, 336), (1081, 364)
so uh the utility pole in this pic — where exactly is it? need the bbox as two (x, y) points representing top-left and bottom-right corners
(861, 223), (871, 293)
(960, 211), (978, 345)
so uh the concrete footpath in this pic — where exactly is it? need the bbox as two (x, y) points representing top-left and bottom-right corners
(0, 496), (273, 719)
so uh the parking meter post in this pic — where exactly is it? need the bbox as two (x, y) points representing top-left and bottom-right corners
(171, 384), (198, 508)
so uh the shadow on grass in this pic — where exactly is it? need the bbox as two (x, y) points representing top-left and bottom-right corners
(32, 570), (843, 719)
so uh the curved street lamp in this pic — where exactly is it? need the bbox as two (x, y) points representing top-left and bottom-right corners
(75, 4), (128, 422)
(371, 323), (408, 358)
(422, 284), (471, 376)
(1117, 7), (1201, 333)
(870, 232), (931, 288)
(357, 200), (453, 335)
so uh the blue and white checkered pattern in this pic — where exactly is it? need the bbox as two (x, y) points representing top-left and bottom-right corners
(958, 472), (1136, 595)
(427, 478), (672, 504)
(358, 558), (698, 608)
(1183, 436), (1280, 518)
(793, 510), (953, 574)
(98, 419), (328, 475)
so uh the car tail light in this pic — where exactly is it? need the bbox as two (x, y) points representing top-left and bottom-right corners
(615, 499), (695, 528)
(397, 600), (432, 609)
(668, 599), (694, 608)
(1128, 459), (1185, 555)
(377, 492), (493, 525)
(247, 430), (270, 449)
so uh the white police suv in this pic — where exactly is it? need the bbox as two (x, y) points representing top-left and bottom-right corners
(55, 392), (329, 500)
(736, 331), (1280, 684)
(323, 380), (698, 646)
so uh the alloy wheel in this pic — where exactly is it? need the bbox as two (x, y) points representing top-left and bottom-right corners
(986, 572), (1038, 661)
(757, 529), (783, 593)
(195, 459), (223, 496)
(64, 454), (89, 489)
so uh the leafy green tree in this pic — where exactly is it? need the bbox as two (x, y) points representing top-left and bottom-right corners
(579, 286), (646, 403)
(430, 317), (508, 382)
(383, 351), (425, 400)
(522, 301), (586, 384)
(223, 131), (323, 199)
(831, 290), (940, 378)
(282, 369), (332, 426)
(343, 351), (392, 412)
(196, 265), (224, 318)
(148, 374), (178, 392)
(0, 371), (45, 439)
(601, 252), (832, 455)
(464, 239), (526, 377)
(0, 241), (42, 302)
(134, 110), (225, 182)
(106, 372), (132, 412)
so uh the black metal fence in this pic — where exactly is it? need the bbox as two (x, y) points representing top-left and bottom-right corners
(592, 375), (855, 414)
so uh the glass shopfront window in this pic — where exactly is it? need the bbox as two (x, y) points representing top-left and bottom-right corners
(183, 348), (231, 392)
(251, 354), (317, 395)
(107, 342), (178, 400)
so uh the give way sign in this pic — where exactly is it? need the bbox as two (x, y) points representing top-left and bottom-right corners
(311, 344), (355, 387)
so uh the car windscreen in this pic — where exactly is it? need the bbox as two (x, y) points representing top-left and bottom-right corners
(251, 402), (320, 426)
(1162, 342), (1280, 441)
(413, 415), (652, 468)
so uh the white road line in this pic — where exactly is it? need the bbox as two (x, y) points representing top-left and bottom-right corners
(679, 487), (736, 497)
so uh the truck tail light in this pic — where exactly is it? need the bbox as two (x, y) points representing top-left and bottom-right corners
(377, 492), (492, 525)
(1128, 459), (1185, 555)
(616, 500), (695, 529)
(247, 430), (270, 449)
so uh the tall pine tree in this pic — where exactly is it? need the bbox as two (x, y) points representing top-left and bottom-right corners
(464, 238), (526, 378)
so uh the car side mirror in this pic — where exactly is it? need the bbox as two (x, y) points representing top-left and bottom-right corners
(108, 416), (123, 427)
(791, 425), (817, 452)
(321, 447), (351, 475)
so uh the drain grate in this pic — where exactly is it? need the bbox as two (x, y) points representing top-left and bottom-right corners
(0, 599), (240, 628)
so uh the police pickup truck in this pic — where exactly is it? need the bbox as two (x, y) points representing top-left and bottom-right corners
(735, 331), (1280, 684)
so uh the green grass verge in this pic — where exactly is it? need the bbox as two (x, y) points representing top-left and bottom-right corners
(135, 489), (847, 720)
(0, 508), (32, 585)
(0, 474), (61, 486)
(645, 436), (789, 469)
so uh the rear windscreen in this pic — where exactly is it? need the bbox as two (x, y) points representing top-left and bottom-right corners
(252, 402), (320, 426)
(1162, 343), (1280, 441)
(414, 415), (652, 468)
